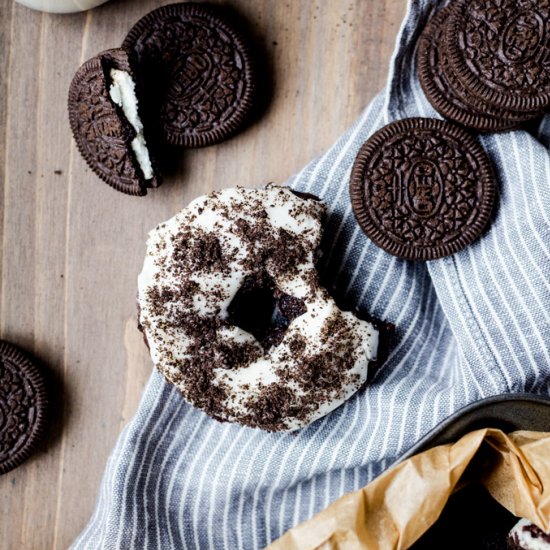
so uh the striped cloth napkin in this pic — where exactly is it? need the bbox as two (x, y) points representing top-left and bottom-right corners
(73, 0), (550, 548)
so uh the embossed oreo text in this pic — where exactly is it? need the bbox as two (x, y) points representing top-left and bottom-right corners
(501, 11), (544, 63)
(406, 160), (442, 218)
(461, 0), (550, 92)
(367, 131), (479, 246)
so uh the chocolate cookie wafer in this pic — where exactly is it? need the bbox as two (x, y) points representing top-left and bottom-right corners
(446, 0), (550, 114)
(417, 6), (535, 132)
(0, 340), (48, 475)
(122, 3), (257, 148)
(68, 48), (161, 196)
(350, 118), (496, 261)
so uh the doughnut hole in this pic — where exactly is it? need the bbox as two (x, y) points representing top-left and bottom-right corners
(227, 271), (306, 350)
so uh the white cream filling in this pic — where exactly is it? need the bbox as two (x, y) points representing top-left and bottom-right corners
(138, 186), (379, 431)
(108, 68), (153, 181)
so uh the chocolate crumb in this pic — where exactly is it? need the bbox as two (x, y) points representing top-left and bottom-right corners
(242, 384), (304, 431)
(172, 231), (229, 273)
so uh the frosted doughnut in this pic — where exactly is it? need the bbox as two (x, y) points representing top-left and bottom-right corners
(508, 519), (550, 550)
(137, 186), (379, 432)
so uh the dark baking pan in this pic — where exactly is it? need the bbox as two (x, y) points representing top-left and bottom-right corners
(402, 393), (550, 460)
(401, 393), (550, 550)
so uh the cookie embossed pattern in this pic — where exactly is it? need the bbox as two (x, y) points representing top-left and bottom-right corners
(350, 118), (496, 261)
(446, 0), (550, 113)
(0, 341), (48, 475)
(122, 2), (257, 148)
(416, 6), (534, 132)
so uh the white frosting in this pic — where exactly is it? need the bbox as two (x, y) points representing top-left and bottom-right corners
(137, 186), (379, 431)
(108, 68), (153, 180)
(509, 519), (550, 550)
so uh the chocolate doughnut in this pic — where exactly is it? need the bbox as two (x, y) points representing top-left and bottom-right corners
(137, 186), (378, 432)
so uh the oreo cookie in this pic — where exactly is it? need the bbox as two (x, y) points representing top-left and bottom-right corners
(68, 48), (161, 196)
(350, 118), (496, 261)
(445, 0), (550, 114)
(0, 340), (48, 475)
(122, 3), (257, 148)
(417, 6), (534, 133)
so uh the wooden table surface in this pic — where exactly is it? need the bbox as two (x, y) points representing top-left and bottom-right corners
(0, 0), (405, 547)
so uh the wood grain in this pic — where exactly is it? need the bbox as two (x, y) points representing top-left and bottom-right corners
(0, 0), (405, 547)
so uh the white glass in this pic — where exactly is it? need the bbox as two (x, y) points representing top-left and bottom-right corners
(15, 0), (111, 14)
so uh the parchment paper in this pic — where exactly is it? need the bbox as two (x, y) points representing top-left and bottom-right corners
(268, 429), (550, 550)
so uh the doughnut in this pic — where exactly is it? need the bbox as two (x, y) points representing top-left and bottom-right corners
(137, 186), (379, 432)
(508, 519), (550, 550)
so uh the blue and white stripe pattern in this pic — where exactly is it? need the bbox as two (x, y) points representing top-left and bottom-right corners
(73, 0), (550, 547)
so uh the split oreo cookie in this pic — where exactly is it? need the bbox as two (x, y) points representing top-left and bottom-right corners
(350, 118), (496, 261)
(417, 6), (535, 133)
(122, 3), (257, 148)
(68, 48), (161, 196)
(446, 0), (550, 114)
(0, 340), (48, 475)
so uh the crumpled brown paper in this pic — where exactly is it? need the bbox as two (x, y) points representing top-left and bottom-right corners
(268, 429), (550, 550)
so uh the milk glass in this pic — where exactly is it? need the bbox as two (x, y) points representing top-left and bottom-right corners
(15, 0), (110, 13)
